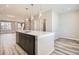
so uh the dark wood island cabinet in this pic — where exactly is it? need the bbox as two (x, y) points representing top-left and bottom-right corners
(16, 31), (55, 55)
(16, 32), (35, 55)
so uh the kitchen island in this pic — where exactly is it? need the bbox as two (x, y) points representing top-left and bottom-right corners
(16, 30), (55, 55)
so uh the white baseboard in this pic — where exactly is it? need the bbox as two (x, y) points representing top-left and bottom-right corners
(59, 37), (79, 41)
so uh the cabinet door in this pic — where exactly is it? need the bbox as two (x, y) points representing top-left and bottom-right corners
(16, 32), (19, 43)
(23, 34), (35, 55)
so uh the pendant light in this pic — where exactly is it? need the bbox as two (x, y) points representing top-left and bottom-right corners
(39, 12), (42, 18)
(30, 4), (34, 21)
(39, 5), (42, 18)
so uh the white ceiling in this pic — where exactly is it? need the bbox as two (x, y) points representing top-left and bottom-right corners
(0, 4), (79, 20)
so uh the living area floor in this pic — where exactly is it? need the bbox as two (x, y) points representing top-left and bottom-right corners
(0, 33), (27, 55)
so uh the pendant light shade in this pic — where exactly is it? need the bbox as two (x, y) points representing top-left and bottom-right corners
(39, 12), (42, 18)
(31, 16), (34, 20)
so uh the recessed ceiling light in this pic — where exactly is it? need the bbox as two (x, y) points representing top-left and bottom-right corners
(67, 8), (71, 10)
(6, 5), (9, 7)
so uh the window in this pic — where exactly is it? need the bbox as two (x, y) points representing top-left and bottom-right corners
(0, 22), (11, 30)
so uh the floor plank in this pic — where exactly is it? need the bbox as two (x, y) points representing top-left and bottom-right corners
(51, 38), (79, 55)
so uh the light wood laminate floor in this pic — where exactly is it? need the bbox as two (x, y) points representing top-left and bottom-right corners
(0, 33), (27, 55)
(0, 33), (79, 55)
(51, 38), (79, 55)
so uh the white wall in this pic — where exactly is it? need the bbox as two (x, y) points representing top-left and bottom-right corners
(59, 11), (79, 40)
(33, 10), (52, 32)
(51, 11), (60, 39)
(32, 10), (59, 39)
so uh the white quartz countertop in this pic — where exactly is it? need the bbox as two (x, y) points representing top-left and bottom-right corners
(16, 30), (55, 37)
